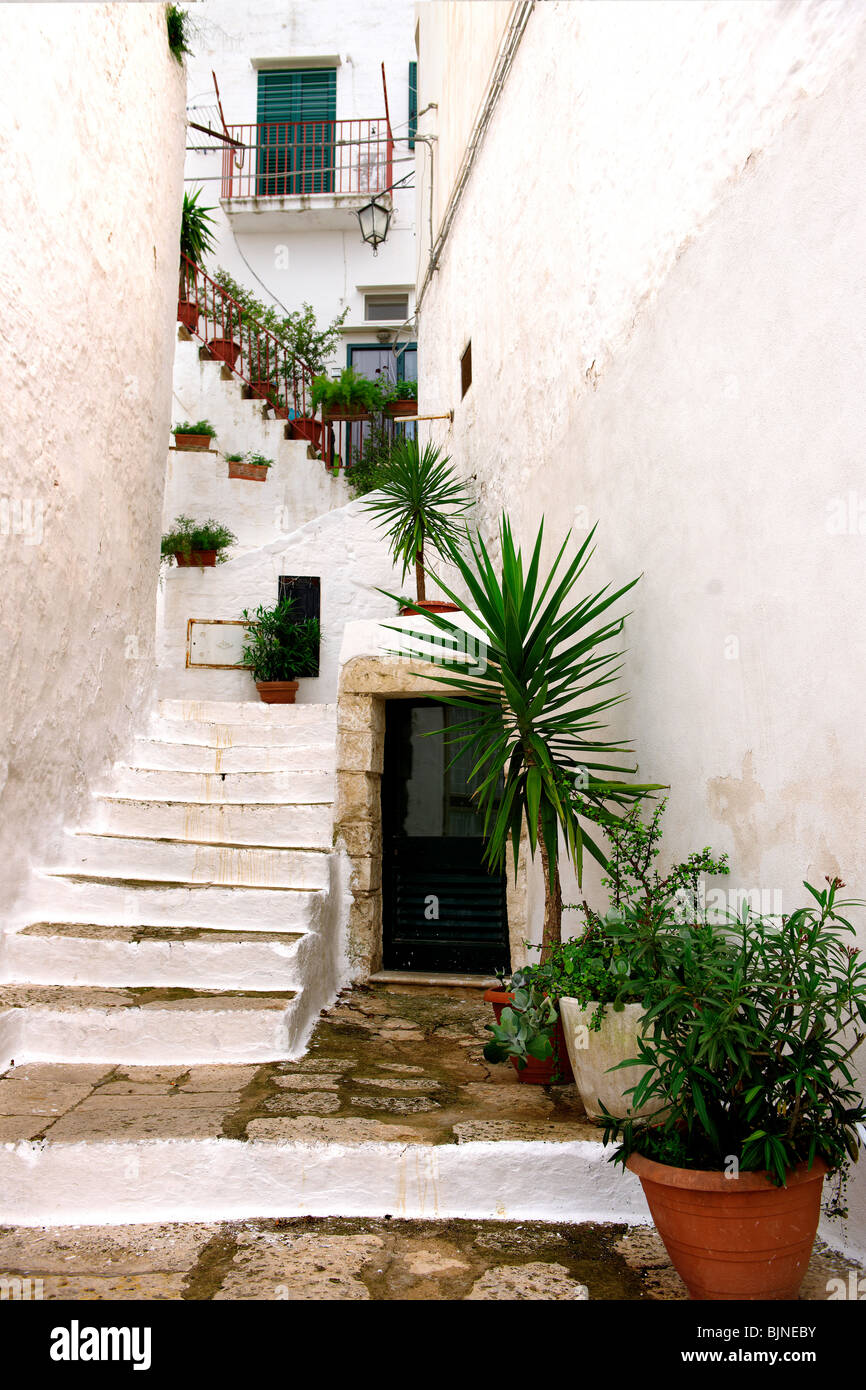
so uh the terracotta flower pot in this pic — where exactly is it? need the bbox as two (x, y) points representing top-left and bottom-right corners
(228, 460), (269, 482)
(173, 433), (212, 452)
(177, 299), (198, 330)
(399, 600), (461, 616)
(255, 680), (299, 704)
(559, 998), (662, 1123)
(290, 418), (324, 448)
(626, 1151), (828, 1301)
(483, 988), (574, 1085)
(208, 337), (240, 366)
(250, 380), (275, 401)
(324, 406), (370, 421)
(385, 399), (417, 417)
(173, 550), (216, 567)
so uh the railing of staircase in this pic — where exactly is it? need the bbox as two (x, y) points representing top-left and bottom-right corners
(178, 253), (314, 426)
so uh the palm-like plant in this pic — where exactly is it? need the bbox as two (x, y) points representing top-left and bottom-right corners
(362, 440), (474, 601)
(411, 516), (662, 958)
(180, 188), (217, 267)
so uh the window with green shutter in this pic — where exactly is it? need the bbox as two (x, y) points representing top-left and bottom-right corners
(256, 68), (337, 195)
(408, 61), (417, 151)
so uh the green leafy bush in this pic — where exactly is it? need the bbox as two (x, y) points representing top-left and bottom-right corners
(160, 516), (236, 564)
(166, 5), (191, 62)
(172, 420), (216, 437)
(240, 599), (321, 682)
(344, 421), (396, 499)
(210, 268), (347, 375)
(382, 378), (418, 403)
(311, 368), (385, 417)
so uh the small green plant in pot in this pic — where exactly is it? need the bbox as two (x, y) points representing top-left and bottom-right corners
(241, 598), (321, 703)
(160, 516), (236, 568)
(227, 451), (272, 482)
(172, 420), (217, 451)
(601, 874), (866, 1300)
(311, 367), (385, 419)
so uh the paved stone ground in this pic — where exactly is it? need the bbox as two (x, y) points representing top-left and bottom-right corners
(1, 985), (864, 1299)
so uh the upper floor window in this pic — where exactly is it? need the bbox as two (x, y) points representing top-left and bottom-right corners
(256, 68), (337, 196)
(365, 293), (410, 322)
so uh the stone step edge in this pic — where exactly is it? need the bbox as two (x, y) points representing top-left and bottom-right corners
(70, 832), (332, 854)
(0, 1134), (646, 1227)
(96, 794), (334, 809)
(12, 924), (305, 943)
(40, 874), (325, 893)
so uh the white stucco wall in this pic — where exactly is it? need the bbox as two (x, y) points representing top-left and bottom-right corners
(0, 3), (186, 916)
(183, 0), (417, 372)
(416, 0), (866, 1253)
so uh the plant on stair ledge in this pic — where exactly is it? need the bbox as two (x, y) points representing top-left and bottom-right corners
(160, 515), (236, 568)
(226, 451), (272, 482)
(178, 187), (216, 328)
(601, 874), (866, 1300)
(240, 598), (321, 704)
(172, 419), (217, 451)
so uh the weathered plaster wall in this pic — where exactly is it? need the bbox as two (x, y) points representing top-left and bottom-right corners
(416, 0), (866, 1255)
(0, 4), (186, 914)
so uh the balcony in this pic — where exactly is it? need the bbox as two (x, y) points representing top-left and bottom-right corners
(220, 118), (393, 230)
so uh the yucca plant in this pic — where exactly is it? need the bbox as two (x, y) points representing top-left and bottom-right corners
(362, 440), (474, 601)
(180, 188), (216, 267)
(406, 516), (662, 957)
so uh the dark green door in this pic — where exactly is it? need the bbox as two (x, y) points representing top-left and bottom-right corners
(382, 699), (509, 974)
(256, 69), (336, 195)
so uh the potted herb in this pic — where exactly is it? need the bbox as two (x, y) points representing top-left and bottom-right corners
(226, 451), (272, 482)
(602, 874), (866, 1300)
(311, 367), (384, 421)
(172, 420), (217, 451)
(160, 515), (236, 568)
(383, 378), (418, 418)
(240, 598), (321, 703)
(178, 187), (216, 328)
(362, 439), (474, 612)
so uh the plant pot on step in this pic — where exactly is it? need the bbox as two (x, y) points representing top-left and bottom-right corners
(255, 680), (299, 704)
(177, 299), (198, 330)
(385, 399), (417, 418)
(250, 380), (275, 401)
(399, 599), (461, 616)
(626, 1152), (827, 1301)
(173, 432), (212, 452)
(172, 550), (216, 567)
(289, 418), (324, 448)
(228, 459), (269, 482)
(208, 337), (241, 366)
(558, 999), (662, 1123)
(483, 989), (574, 1085)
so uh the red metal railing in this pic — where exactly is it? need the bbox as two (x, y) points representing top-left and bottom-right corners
(178, 254), (314, 422)
(220, 119), (393, 200)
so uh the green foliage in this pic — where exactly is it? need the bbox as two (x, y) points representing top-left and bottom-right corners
(160, 515), (236, 564)
(173, 420), (216, 437)
(210, 268), (347, 375)
(601, 875), (866, 1184)
(362, 439), (474, 599)
(382, 378), (418, 403)
(311, 368), (385, 416)
(225, 452), (245, 463)
(401, 517), (661, 928)
(240, 599), (321, 683)
(180, 188), (216, 267)
(483, 983), (557, 1072)
(344, 421), (396, 499)
(166, 5), (191, 62)
(245, 452), (273, 469)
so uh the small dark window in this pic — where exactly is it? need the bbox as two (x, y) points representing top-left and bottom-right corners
(365, 294), (409, 321)
(460, 341), (472, 398)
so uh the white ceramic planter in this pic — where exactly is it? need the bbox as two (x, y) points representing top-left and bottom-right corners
(558, 998), (663, 1123)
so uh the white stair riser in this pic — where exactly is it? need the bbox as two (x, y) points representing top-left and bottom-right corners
(146, 716), (336, 749)
(63, 835), (330, 890)
(110, 767), (335, 804)
(131, 739), (336, 774)
(2, 934), (304, 991)
(158, 698), (336, 725)
(90, 799), (333, 849)
(19, 878), (324, 933)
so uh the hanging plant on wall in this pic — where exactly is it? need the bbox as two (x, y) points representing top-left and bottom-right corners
(166, 5), (192, 63)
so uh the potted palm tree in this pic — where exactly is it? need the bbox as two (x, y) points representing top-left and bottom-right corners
(602, 875), (866, 1300)
(362, 439), (474, 613)
(240, 598), (321, 703)
(178, 187), (216, 329)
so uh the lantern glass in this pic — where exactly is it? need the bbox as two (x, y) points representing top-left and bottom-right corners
(357, 198), (391, 252)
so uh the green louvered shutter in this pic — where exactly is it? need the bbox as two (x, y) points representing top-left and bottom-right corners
(408, 62), (417, 150)
(256, 69), (337, 195)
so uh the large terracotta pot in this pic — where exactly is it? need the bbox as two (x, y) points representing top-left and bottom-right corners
(385, 399), (417, 417)
(559, 998), (662, 1123)
(173, 432), (212, 452)
(177, 299), (198, 330)
(483, 989), (574, 1085)
(208, 337), (240, 366)
(627, 1152), (827, 1301)
(255, 680), (299, 704)
(399, 600), (461, 616)
(228, 460), (269, 481)
(250, 380), (275, 401)
(289, 418), (324, 448)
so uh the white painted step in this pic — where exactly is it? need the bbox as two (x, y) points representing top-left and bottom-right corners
(2, 924), (306, 991)
(129, 738), (335, 774)
(19, 875), (325, 934)
(89, 797), (333, 849)
(157, 699), (336, 726)
(146, 715), (336, 749)
(0, 984), (299, 1064)
(109, 766), (335, 805)
(58, 833), (330, 890)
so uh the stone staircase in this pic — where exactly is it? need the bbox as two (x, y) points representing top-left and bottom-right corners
(0, 698), (347, 1069)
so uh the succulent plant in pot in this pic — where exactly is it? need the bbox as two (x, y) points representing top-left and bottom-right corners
(601, 874), (866, 1300)
(240, 598), (321, 703)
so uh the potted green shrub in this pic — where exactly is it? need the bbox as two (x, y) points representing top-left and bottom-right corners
(602, 874), (866, 1300)
(483, 968), (574, 1086)
(160, 515), (236, 568)
(178, 187), (216, 328)
(383, 378), (418, 418)
(362, 439), (474, 612)
(172, 420), (217, 452)
(226, 451), (272, 482)
(311, 367), (384, 421)
(240, 598), (321, 703)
